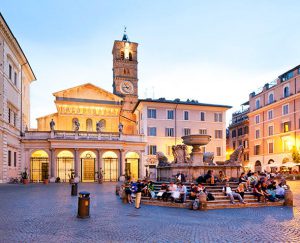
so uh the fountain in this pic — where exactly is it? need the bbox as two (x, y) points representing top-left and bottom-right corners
(156, 134), (242, 181)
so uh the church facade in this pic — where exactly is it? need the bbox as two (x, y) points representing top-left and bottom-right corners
(1, 15), (231, 183)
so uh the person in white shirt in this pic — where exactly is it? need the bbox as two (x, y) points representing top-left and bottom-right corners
(223, 183), (246, 204)
(176, 183), (187, 202)
(275, 183), (285, 199)
(166, 182), (178, 202)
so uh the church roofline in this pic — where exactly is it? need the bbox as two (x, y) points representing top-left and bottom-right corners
(133, 98), (232, 112)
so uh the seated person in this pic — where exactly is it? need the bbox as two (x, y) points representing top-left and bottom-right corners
(261, 182), (276, 202)
(223, 183), (246, 204)
(267, 181), (277, 190)
(164, 181), (177, 202)
(275, 183), (285, 199)
(248, 172), (259, 187)
(157, 183), (168, 200)
(197, 183), (207, 194)
(125, 183), (133, 204)
(239, 172), (250, 191)
(175, 183), (187, 203)
(189, 183), (198, 200)
(204, 170), (215, 185)
(148, 181), (155, 199)
(235, 183), (245, 199)
(218, 171), (228, 183)
(253, 183), (265, 202)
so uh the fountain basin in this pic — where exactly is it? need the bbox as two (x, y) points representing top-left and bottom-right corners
(181, 134), (211, 147)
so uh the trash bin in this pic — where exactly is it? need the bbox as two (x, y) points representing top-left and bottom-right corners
(77, 191), (90, 218)
(71, 183), (78, 196)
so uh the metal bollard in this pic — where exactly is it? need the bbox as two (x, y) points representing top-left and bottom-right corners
(77, 191), (90, 218)
(71, 183), (78, 196)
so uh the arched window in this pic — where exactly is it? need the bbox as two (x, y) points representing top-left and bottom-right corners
(72, 118), (79, 130)
(86, 119), (93, 132)
(121, 51), (124, 60)
(284, 86), (289, 98)
(129, 52), (132, 61)
(255, 99), (260, 109)
(268, 93), (274, 104)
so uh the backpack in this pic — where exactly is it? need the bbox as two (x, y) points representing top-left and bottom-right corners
(207, 193), (215, 201)
(193, 199), (200, 210)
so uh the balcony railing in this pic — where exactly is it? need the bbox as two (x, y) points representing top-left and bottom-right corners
(23, 131), (145, 142)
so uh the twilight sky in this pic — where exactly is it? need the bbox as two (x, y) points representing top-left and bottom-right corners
(1, 0), (300, 127)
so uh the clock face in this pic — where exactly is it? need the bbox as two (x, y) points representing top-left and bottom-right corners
(120, 80), (134, 94)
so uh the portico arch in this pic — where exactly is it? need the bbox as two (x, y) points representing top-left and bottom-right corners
(30, 150), (49, 182)
(80, 151), (96, 182)
(57, 150), (74, 182)
(102, 151), (118, 181)
(125, 152), (140, 181)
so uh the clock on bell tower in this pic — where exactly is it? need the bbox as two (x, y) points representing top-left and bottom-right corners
(112, 29), (138, 112)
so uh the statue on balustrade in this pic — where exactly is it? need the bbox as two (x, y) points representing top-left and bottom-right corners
(50, 119), (55, 131)
(156, 152), (170, 167)
(118, 122), (124, 134)
(74, 120), (80, 132)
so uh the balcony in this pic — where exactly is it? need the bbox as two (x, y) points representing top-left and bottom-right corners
(23, 131), (145, 142)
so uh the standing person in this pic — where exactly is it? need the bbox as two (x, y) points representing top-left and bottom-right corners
(135, 180), (143, 209)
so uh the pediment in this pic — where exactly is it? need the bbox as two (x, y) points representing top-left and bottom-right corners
(53, 83), (122, 102)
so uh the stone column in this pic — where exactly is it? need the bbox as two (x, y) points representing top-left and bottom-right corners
(97, 149), (102, 171)
(74, 148), (80, 178)
(138, 152), (143, 179)
(119, 149), (125, 178)
(50, 148), (56, 178)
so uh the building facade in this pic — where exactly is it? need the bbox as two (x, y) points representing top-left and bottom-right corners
(0, 14), (36, 183)
(248, 65), (300, 172)
(227, 105), (249, 168)
(0, 16), (231, 183)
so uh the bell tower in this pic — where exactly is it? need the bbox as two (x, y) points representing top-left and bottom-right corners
(112, 28), (138, 112)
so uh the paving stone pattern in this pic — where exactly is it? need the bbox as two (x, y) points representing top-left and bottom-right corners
(1, 181), (300, 242)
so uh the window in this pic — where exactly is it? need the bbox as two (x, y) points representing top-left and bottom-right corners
(200, 112), (205, 121)
(283, 86), (290, 98)
(237, 128), (243, 136)
(268, 110), (273, 120)
(244, 152), (249, 161)
(232, 141), (236, 149)
(216, 147), (221, 156)
(129, 52), (133, 61)
(255, 129), (260, 139)
(238, 140), (242, 146)
(8, 108), (11, 123)
(254, 145), (260, 155)
(167, 110), (174, 120)
(183, 128), (191, 136)
(232, 130), (236, 138)
(282, 104), (289, 115)
(8, 64), (12, 80)
(255, 115), (260, 124)
(8, 108), (17, 126)
(215, 130), (223, 139)
(14, 72), (17, 86)
(214, 113), (222, 122)
(147, 108), (156, 119)
(8, 150), (11, 166)
(268, 142), (274, 154)
(148, 145), (157, 155)
(268, 93), (274, 104)
(268, 125), (274, 136)
(184, 111), (189, 120)
(13, 112), (16, 127)
(148, 127), (157, 136)
(120, 51), (124, 60)
(283, 122), (290, 133)
(165, 128), (174, 137)
(199, 129), (207, 135)
(14, 152), (17, 167)
(86, 119), (93, 132)
(255, 99), (260, 109)
(243, 140), (248, 148)
(244, 126), (249, 134)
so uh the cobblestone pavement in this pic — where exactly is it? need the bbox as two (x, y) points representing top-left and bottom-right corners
(1, 182), (300, 243)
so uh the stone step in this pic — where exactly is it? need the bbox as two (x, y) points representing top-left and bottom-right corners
(206, 198), (258, 204)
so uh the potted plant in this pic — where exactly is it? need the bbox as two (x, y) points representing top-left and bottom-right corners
(20, 167), (29, 185)
(43, 173), (49, 184)
(68, 169), (75, 184)
(95, 169), (103, 184)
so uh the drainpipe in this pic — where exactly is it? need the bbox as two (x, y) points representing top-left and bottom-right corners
(174, 103), (179, 145)
(20, 62), (27, 136)
(294, 78), (297, 148)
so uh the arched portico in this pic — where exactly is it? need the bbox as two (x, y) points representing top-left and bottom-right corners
(57, 150), (74, 182)
(30, 150), (49, 182)
(125, 151), (140, 181)
(80, 151), (96, 182)
(102, 151), (118, 182)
